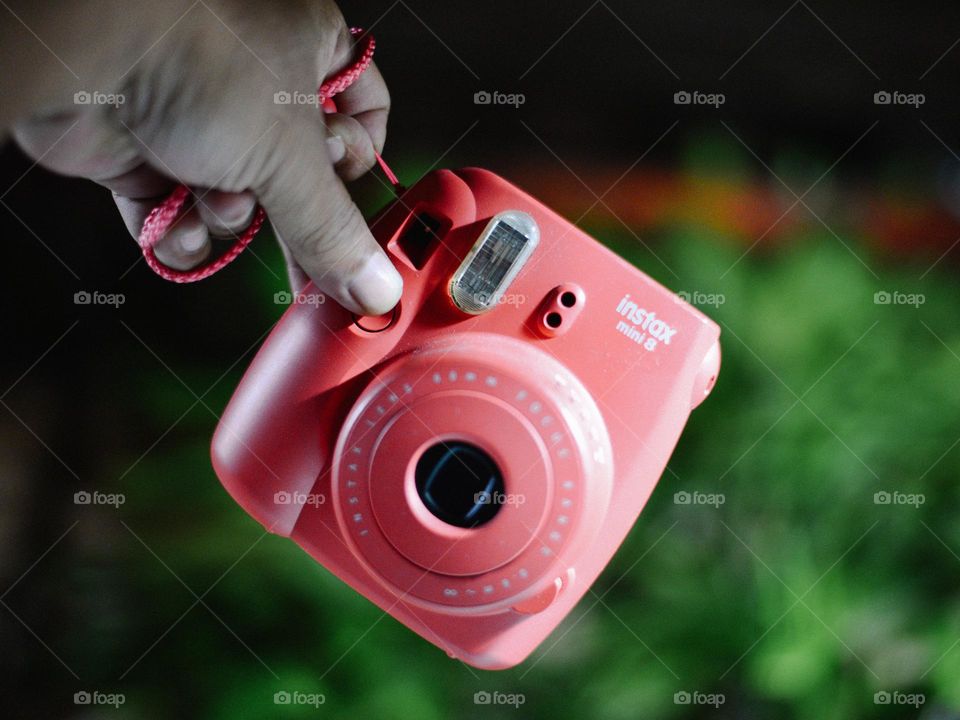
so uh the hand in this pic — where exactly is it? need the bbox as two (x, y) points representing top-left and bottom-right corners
(7, 0), (402, 314)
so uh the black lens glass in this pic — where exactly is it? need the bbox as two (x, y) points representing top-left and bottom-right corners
(415, 442), (504, 528)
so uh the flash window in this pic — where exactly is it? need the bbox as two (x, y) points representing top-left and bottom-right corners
(450, 210), (539, 314)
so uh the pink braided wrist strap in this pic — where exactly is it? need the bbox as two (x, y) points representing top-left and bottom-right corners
(138, 27), (386, 283)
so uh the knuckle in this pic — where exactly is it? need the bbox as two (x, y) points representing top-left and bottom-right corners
(343, 140), (376, 175)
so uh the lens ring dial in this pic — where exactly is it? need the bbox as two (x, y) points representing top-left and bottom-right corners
(331, 334), (612, 611)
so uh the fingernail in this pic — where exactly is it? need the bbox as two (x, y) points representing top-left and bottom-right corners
(220, 202), (256, 229)
(179, 227), (208, 254)
(327, 135), (346, 164)
(347, 253), (403, 315)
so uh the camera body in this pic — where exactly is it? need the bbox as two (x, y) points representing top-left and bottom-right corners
(212, 168), (720, 669)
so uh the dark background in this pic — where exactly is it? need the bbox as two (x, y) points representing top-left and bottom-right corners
(3, 1), (960, 718)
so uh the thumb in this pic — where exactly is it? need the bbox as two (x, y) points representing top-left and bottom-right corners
(255, 112), (401, 316)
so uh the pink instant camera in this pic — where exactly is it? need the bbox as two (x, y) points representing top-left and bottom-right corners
(211, 168), (721, 669)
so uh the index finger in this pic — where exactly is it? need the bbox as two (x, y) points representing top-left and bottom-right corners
(325, 28), (390, 153)
(330, 61), (389, 153)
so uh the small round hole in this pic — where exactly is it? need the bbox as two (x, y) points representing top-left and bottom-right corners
(560, 291), (577, 308)
(545, 312), (562, 328)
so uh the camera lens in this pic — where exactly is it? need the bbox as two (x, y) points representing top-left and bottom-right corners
(415, 441), (505, 528)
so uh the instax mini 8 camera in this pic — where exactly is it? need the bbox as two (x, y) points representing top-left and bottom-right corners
(212, 168), (721, 669)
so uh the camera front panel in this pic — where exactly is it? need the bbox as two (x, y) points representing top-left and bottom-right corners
(330, 334), (613, 611)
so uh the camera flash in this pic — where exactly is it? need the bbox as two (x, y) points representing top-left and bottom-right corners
(450, 210), (539, 314)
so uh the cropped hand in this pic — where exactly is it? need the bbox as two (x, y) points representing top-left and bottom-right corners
(5, 0), (402, 314)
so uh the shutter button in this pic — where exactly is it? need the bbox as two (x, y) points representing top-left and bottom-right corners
(353, 305), (399, 333)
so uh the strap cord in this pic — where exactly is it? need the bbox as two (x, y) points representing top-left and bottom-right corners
(137, 27), (399, 283)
